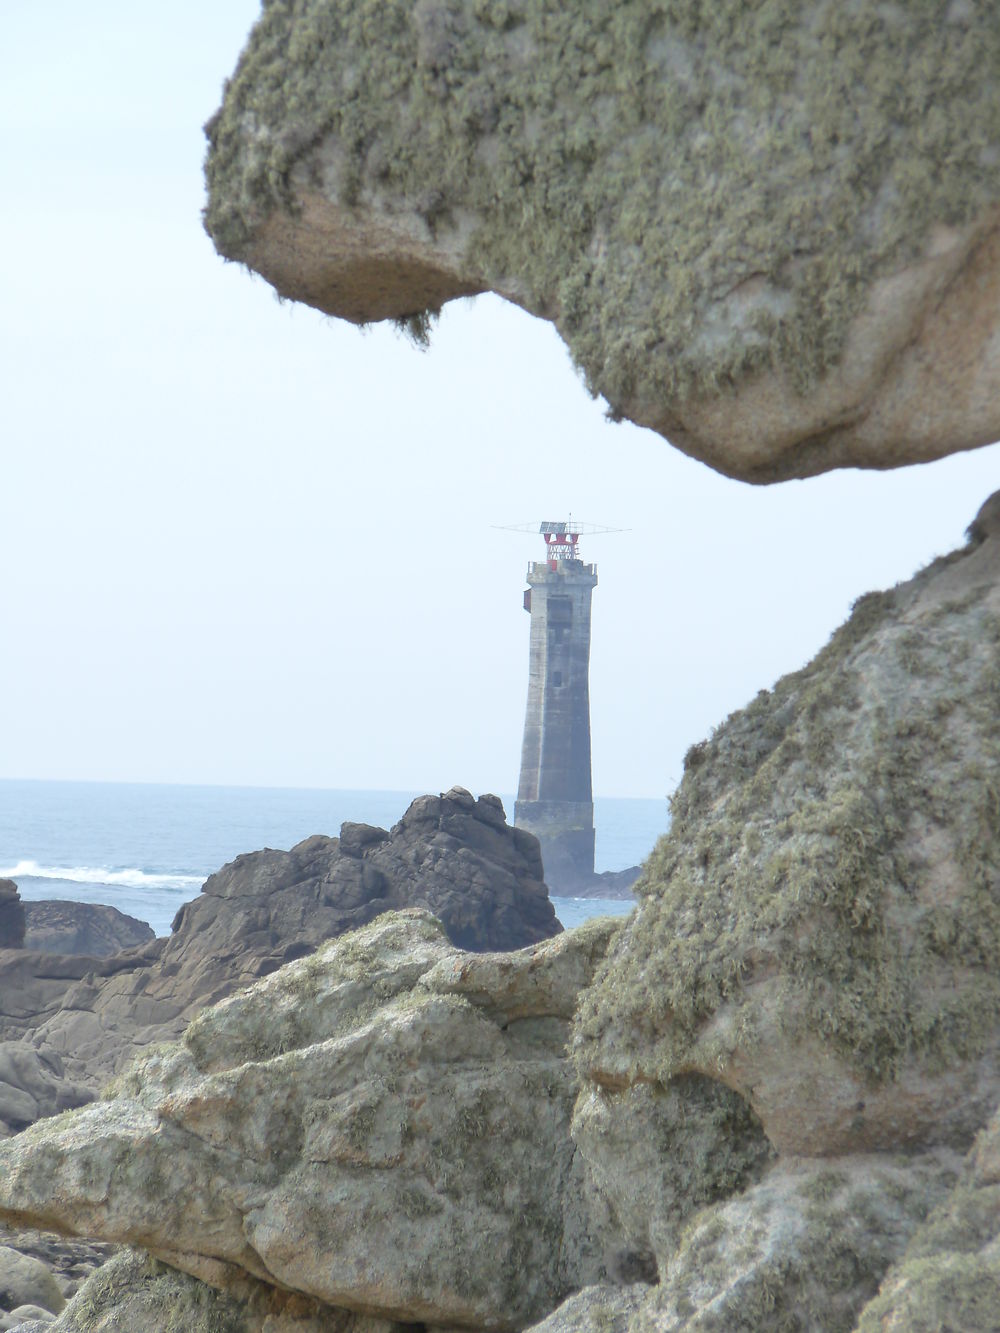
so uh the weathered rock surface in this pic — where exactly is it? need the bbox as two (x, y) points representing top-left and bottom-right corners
(11, 790), (557, 1091)
(21, 902), (153, 959)
(575, 491), (1000, 1156)
(0, 883), (25, 951)
(35, 1250), (391, 1333)
(854, 1104), (1000, 1331)
(0, 912), (624, 1331)
(0, 1244), (65, 1319)
(531, 1151), (960, 1333)
(0, 1046), (92, 1138)
(204, 3), (1000, 482)
(0, 1226), (114, 1309)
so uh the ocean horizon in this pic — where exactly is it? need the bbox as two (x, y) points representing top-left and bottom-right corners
(0, 779), (668, 937)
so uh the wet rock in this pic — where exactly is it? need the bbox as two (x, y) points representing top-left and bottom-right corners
(204, 3), (1000, 482)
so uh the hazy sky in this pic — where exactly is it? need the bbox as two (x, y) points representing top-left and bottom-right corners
(4, 2), (999, 799)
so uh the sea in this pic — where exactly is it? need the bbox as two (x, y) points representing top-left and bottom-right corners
(0, 781), (669, 938)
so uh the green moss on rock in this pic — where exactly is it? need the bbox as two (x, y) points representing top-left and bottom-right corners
(573, 527), (1000, 1104)
(204, 1), (1000, 404)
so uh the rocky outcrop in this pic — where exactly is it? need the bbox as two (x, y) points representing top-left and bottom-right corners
(0, 1244), (65, 1323)
(0, 913), (625, 1331)
(9, 790), (558, 1091)
(574, 490), (1000, 1157)
(0, 883), (24, 951)
(21, 902), (153, 958)
(204, 3), (1000, 483)
(853, 1104), (1000, 1331)
(0, 1046), (92, 1138)
(535, 1150), (961, 1333)
(8, 500), (1000, 1331)
(29, 1248), (382, 1333)
(0, 1226), (114, 1313)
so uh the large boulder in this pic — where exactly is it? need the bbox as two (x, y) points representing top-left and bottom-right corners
(854, 1104), (1000, 1331)
(0, 1244), (65, 1319)
(21, 902), (153, 958)
(530, 1151), (960, 1333)
(574, 490), (1000, 1156)
(16, 789), (558, 1091)
(0, 913), (625, 1331)
(33, 1250), (381, 1333)
(204, 2), (1000, 482)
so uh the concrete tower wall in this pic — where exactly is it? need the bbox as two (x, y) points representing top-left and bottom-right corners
(514, 558), (598, 890)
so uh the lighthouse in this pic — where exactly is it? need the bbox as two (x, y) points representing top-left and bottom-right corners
(514, 520), (598, 891)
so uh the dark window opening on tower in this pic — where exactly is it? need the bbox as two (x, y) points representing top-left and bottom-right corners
(552, 670), (563, 686)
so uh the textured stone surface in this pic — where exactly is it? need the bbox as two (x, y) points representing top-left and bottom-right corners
(21, 903), (153, 959)
(0, 1046), (92, 1138)
(37, 1250), (393, 1333)
(15, 789), (557, 1092)
(0, 1245), (65, 1318)
(524, 1151), (961, 1333)
(0, 913), (623, 1331)
(204, 2), (1000, 482)
(571, 1080), (773, 1273)
(854, 1105), (1000, 1331)
(0, 1226), (114, 1308)
(575, 492), (1000, 1155)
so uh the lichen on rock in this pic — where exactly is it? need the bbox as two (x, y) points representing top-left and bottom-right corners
(573, 491), (1000, 1155)
(854, 1105), (1000, 1331)
(0, 912), (625, 1332)
(204, 0), (1000, 480)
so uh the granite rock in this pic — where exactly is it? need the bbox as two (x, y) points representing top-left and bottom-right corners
(854, 1104), (1000, 1331)
(12, 790), (557, 1092)
(575, 491), (1000, 1155)
(0, 913), (623, 1331)
(204, 2), (1000, 482)
(0, 884), (25, 951)
(529, 1151), (959, 1333)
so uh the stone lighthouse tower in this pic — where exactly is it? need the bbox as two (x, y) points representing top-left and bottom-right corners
(514, 520), (598, 891)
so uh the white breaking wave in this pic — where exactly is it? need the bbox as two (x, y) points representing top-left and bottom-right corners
(0, 860), (204, 891)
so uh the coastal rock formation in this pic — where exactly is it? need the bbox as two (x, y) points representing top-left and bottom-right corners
(203, 3), (1000, 482)
(21, 902), (154, 958)
(574, 490), (1000, 1158)
(854, 1104), (1000, 1330)
(0, 1046), (92, 1138)
(0, 913), (624, 1331)
(0, 1244), (65, 1322)
(6, 789), (557, 1091)
(0, 883), (24, 950)
(0, 1225), (114, 1313)
(28, 1247), (392, 1333)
